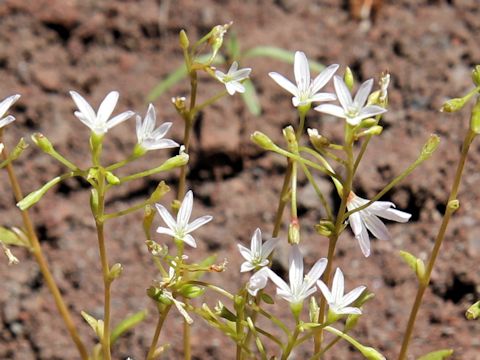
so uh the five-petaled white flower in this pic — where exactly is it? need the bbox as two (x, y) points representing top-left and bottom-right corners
(238, 228), (279, 272)
(315, 76), (386, 126)
(155, 190), (212, 248)
(317, 268), (365, 315)
(269, 51), (338, 108)
(70, 90), (135, 135)
(247, 267), (270, 296)
(0, 94), (20, 129)
(346, 192), (411, 257)
(267, 245), (327, 304)
(215, 62), (252, 95)
(136, 104), (179, 151)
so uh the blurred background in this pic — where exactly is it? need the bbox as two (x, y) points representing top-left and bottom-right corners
(0, 0), (480, 359)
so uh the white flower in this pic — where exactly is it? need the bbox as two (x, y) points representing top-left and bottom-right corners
(346, 192), (411, 257)
(247, 267), (270, 296)
(315, 76), (386, 126)
(267, 245), (327, 304)
(155, 190), (212, 248)
(0, 94), (21, 129)
(136, 104), (179, 151)
(215, 61), (252, 95)
(70, 90), (135, 135)
(269, 51), (338, 107)
(317, 268), (365, 315)
(238, 228), (278, 272)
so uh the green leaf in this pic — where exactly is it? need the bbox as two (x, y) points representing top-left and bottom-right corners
(0, 227), (30, 248)
(417, 349), (454, 360)
(147, 54), (225, 102)
(243, 46), (325, 72)
(111, 310), (148, 344)
(226, 31), (240, 59)
(241, 79), (261, 115)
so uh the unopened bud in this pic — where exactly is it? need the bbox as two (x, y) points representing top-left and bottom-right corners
(251, 131), (277, 151)
(149, 181), (170, 203)
(143, 205), (155, 237)
(161, 153), (189, 171)
(108, 263), (123, 281)
(32, 133), (54, 153)
(448, 199), (460, 211)
(441, 97), (468, 113)
(17, 176), (62, 210)
(367, 90), (381, 106)
(179, 284), (204, 299)
(359, 118), (378, 128)
(283, 126), (297, 151)
(472, 65), (480, 86)
(470, 97), (480, 134)
(215, 301), (237, 322)
(105, 171), (120, 185)
(145, 240), (167, 257)
(179, 30), (189, 50)
(466, 300), (480, 320)
(288, 220), (300, 244)
(420, 134), (440, 159)
(357, 125), (383, 138)
(359, 346), (386, 360)
(309, 297), (319, 323)
(344, 67), (354, 91)
(315, 220), (335, 237)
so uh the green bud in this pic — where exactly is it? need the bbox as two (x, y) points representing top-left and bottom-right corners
(283, 125), (298, 152)
(251, 131), (277, 151)
(417, 349), (454, 360)
(448, 199), (460, 211)
(161, 153), (189, 171)
(344, 67), (354, 91)
(10, 138), (28, 160)
(367, 90), (381, 106)
(178, 284), (205, 299)
(288, 220), (300, 245)
(359, 346), (386, 360)
(87, 167), (101, 184)
(309, 296), (319, 323)
(466, 300), (480, 320)
(108, 263), (123, 281)
(17, 176), (62, 210)
(399, 250), (426, 284)
(359, 118), (378, 128)
(81, 311), (104, 339)
(147, 286), (172, 305)
(0, 226), (30, 248)
(440, 97), (468, 113)
(357, 125), (383, 138)
(307, 128), (330, 150)
(472, 65), (480, 86)
(143, 205), (155, 238)
(32, 133), (54, 153)
(201, 303), (217, 321)
(215, 301), (237, 322)
(90, 189), (99, 214)
(179, 29), (189, 50)
(315, 220), (335, 237)
(149, 181), (170, 203)
(420, 134), (440, 159)
(105, 171), (120, 185)
(470, 97), (480, 134)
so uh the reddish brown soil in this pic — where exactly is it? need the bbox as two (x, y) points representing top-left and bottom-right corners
(0, 0), (480, 359)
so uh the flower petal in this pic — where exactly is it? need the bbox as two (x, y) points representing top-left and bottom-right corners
(340, 285), (366, 308)
(333, 76), (353, 110)
(363, 214), (391, 240)
(155, 226), (176, 237)
(232, 68), (251, 80)
(311, 64), (339, 95)
(356, 224), (371, 257)
(106, 111), (135, 130)
(294, 51), (310, 92)
(144, 139), (179, 151)
(317, 280), (334, 304)
(237, 244), (252, 262)
(240, 261), (255, 273)
(70, 91), (97, 122)
(143, 103), (156, 135)
(178, 190), (193, 226)
(289, 245), (304, 293)
(155, 203), (177, 230)
(261, 237), (279, 259)
(226, 81), (245, 95)
(251, 228), (262, 255)
(97, 91), (119, 125)
(358, 105), (387, 119)
(305, 258), (327, 290)
(309, 93), (337, 103)
(314, 104), (346, 119)
(269, 72), (298, 97)
(353, 79), (373, 108)
(332, 268), (345, 304)
(0, 115), (16, 129)
(74, 111), (95, 130)
(248, 268), (269, 296)
(186, 215), (212, 233)
(336, 307), (362, 315)
(266, 268), (291, 295)
(182, 234), (197, 248)
(0, 94), (20, 119)
(151, 122), (173, 140)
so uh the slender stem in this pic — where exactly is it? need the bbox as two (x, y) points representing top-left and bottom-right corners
(281, 326), (300, 360)
(0, 136), (88, 359)
(106, 153), (138, 171)
(193, 90), (227, 113)
(398, 129), (476, 360)
(146, 305), (172, 360)
(353, 135), (372, 174)
(102, 199), (152, 221)
(272, 161), (293, 237)
(300, 162), (333, 220)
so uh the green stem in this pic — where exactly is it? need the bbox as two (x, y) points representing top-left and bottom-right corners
(398, 129), (476, 360)
(281, 326), (300, 360)
(353, 134), (372, 174)
(106, 153), (139, 171)
(193, 90), (228, 113)
(0, 134), (89, 359)
(300, 162), (333, 220)
(102, 199), (152, 221)
(146, 305), (172, 360)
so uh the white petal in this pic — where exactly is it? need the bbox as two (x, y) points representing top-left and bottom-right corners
(238, 244), (253, 262)
(251, 228), (262, 255)
(155, 203), (177, 230)
(358, 105), (387, 119)
(310, 64), (339, 94)
(304, 258), (328, 289)
(375, 208), (411, 223)
(353, 79), (374, 108)
(269, 72), (298, 96)
(226, 81), (245, 95)
(97, 91), (119, 125)
(340, 285), (366, 308)
(363, 214), (391, 240)
(248, 269), (269, 296)
(240, 262), (255, 273)
(336, 307), (362, 315)
(135, 115), (143, 141)
(0, 94), (20, 119)
(106, 111), (135, 130)
(333, 76), (353, 110)
(182, 234), (197, 248)
(144, 139), (179, 151)
(155, 226), (176, 237)
(186, 215), (212, 233)
(228, 61), (239, 73)
(292, 97), (301, 107)
(143, 104), (157, 135)
(74, 111), (95, 130)
(332, 268), (345, 304)
(0, 115), (16, 129)
(266, 268), (291, 295)
(346, 115), (363, 126)
(309, 93), (337, 103)
(356, 225), (371, 257)
(215, 70), (226, 81)
(151, 122), (172, 140)
(294, 51), (310, 92)
(314, 104), (346, 119)
(70, 91), (96, 122)
(289, 245), (304, 292)
(261, 237), (279, 258)
(348, 212), (364, 237)
(232, 68), (251, 80)
(178, 190), (193, 226)
(0, 143), (3, 154)
(317, 280), (334, 304)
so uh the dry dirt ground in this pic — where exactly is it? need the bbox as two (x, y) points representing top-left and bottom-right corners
(0, 0), (480, 359)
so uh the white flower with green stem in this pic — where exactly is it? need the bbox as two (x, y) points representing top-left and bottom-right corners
(215, 61), (252, 95)
(317, 268), (365, 316)
(70, 90), (135, 135)
(315, 76), (386, 125)
(155, 190), (212, 248)
(346, 192), (411, 257)
(269, 51), (338, 108)
(238, 228), (278, 272)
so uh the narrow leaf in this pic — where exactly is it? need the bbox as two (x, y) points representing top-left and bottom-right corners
(241, 79), (262, 115)
(111, 310), (148, 344)
(417, 349), (454, 360)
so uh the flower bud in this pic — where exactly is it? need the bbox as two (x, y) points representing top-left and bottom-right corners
(145, 240), (168, 257)
(105, 171), (120, 185)
(17, 176), (62, 210)
(420, 134), (440, 159)
(440, 97), (468, 113)
(161, 153), (189, 171)
(90, 189), (99, 214)
(288, 220), (300, 244)
(470, 97), (480, 134)
(359, 346), (386, 360)
(32, 133), (54, 153)
(179, 284), (205, 299)
(359, 118), (378, 128)
(283, 125), (298, 152)
(179, 29), (189, 50)
(466, 300), (480, 320)
(149, 181), (170, 203)
(315, 220), (335, 237)
(367, 90), (381, 106)
(108, 263), (123, 281)
(309, 297), (319, 323)
(215, 301), (237, 322)
(251, 131), (277, 151)
(344, 67), (354, 91)
(448, 199), (460, 211)
(308, 128), (330, 150)
(472, 65), (480, 86)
